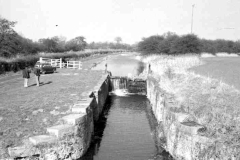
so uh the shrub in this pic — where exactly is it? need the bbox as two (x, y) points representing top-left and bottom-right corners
(170, 34), (202, 54)
(138, 32), (240, 55)
(137, 35), (164, 54)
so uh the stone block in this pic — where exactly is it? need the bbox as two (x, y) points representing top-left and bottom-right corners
(76, 98), (93, 105)
(47, 124), (74, 138)
(72, 105), (88, 113)
(62, 113), (86, 125)
(29, 135), (58, 145)
(8, 145), (39, 158)
(175, 112), (196, 123)
(180, 121), (206, 135)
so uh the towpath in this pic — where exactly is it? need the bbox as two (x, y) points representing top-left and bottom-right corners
(0, 54), (108, 157)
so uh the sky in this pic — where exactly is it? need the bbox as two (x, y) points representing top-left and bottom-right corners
(0, 0), (240, 44)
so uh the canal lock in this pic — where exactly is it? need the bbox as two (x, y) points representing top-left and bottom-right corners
(80, 76), (173, 160)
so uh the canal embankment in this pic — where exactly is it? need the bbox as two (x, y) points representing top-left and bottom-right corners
(147, 76), (214, 159)
(145, 55), (240, 159)
(0, 68), (111, 159)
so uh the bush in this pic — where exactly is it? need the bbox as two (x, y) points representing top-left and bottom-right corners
(137, 35), (164, 54)
(137, 33), (203, 55)
(137, 32), (240, 55)
(65, 36), (87, 51)
(171, 34), (202, 54)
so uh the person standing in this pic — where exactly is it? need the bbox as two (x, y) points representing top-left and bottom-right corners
(105, 63), (108, 73)
(33, 67), (41, 86)
(22, 65), (31, 87)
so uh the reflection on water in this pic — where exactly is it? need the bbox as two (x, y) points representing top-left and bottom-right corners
(92, 54), (145, 77)
(80, 95), (173, 160)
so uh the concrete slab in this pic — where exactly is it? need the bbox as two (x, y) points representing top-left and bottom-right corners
(62, 113), (86, 125)
(47, 124), (74, 138)
(29, 135), (58, 145)
(8, 145), (38, 158)
(71, 106), (88, 113)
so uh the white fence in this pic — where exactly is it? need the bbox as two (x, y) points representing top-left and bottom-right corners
(39, 57), (51, 64)
(50, 59), (64, 68)
(66, 61), (82, 69)
(39, 57), (82, 69)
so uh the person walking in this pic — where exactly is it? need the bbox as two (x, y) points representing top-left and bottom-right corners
(22, 65), (31, 87)
(33, 67), (41, 86)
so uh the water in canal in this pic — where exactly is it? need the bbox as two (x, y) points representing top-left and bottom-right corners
(80, 53), (172, 160)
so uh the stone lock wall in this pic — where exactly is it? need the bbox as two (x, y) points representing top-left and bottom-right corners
(93, 74), (110, 118)
(7, 74), (111, 160)
(147, 76), (216, 160)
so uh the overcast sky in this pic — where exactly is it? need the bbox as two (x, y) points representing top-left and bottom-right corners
(0, 0), (240, 44)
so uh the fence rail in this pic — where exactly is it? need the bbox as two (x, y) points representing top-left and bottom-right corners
(66, 61), (82, 69)
(39, 57), (82, 69)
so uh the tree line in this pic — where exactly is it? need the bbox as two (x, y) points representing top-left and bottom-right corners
(87, 41), (132, 50)
(0, 16), (131, 58)
(3, 15), (239, 57)
(137, 32), (240, 55)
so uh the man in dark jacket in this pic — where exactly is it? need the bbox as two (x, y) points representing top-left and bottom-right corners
(22, 66), (31, 87)
(33, 67), (41, 86)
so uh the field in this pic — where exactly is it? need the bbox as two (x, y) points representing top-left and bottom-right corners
(191, 57), (240, 90)
(0, 54), (109, 158)
(144, 54), (240, 158)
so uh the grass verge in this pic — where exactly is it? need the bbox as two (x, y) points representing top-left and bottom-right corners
(0, 69), (104, 158)
(144, 54), (240, 158)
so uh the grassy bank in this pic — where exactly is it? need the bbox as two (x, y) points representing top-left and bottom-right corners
(143, 54), (240, 158)
(0, 49), (127, 74)
(0, 69), (104, 158)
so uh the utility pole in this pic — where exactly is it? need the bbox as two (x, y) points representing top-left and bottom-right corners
(191, 4), (195, 34)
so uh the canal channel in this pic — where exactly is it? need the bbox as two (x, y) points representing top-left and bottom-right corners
(80, 53), (172, 160)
